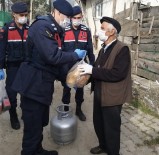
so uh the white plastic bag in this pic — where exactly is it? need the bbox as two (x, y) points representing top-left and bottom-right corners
(0, 80), (11, 114)
(66, 60), (90, 88)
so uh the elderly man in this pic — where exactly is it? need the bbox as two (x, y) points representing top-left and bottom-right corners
(0, 2), (29, 130)
(79, 17), (132, 155)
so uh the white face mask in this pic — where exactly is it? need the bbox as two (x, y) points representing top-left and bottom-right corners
(98, 29), (108, 42)
(72, 19), (81, 27)
(17, 17), (27, 24)
(60, 17), (70, 28)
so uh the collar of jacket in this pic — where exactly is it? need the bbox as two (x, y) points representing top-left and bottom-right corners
(102, 40), (118, 51)
(104, 39), (117, 52)
(47, 13), (64, 38)
(8, 20), (29, 30)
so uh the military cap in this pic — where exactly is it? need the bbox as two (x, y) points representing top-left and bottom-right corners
(100, 16), (121, 34)
(53, 0), (73, 17)
(72, 6), (82, 16)
(11, 2), (28, 13)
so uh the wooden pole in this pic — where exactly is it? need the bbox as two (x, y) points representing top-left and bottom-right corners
(30, 0), (33, 24)
(90, 0), (98, 50)
(7, 0), (9, 11)
(149, 16), (155, 35)
(76, 0), (88, 27)
(130, 2), (133, 20)
(122, 2), (126, 43)
(1, 0), (5, 11)
(112, 0), (117, 18)
(49, 0), (52, 12)
(135, 12), (143, 75)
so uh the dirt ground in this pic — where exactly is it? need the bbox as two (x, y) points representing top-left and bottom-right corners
(0, 81), (97, 155)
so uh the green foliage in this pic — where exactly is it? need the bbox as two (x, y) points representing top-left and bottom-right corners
(33, 0), (50, 18)
(11, 0), (51, 18)
(0, 11), (12, 27)
(144, 136), (159, 146)
(131, 99), (140, 108)
(131, 99), (159, 119)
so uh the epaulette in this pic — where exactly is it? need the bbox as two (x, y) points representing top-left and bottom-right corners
(50, 23), (58, 32)
(81, 24), (87, 31)
(25, 26), (29, 29)
(65, 25), (71, 31)
(8, 22), (16, 30)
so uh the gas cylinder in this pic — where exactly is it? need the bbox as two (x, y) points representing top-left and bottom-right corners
(50, 104), (77, 145)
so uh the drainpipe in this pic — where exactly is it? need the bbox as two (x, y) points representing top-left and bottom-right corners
(112, 0), (117, 18)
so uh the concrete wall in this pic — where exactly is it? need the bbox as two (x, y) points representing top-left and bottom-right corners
(133, 75), (159, 114)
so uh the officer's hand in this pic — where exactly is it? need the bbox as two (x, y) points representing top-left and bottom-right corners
(0, 69), (5, 80)
(74, 49), (86, 59)
(78, 64), (93, 75)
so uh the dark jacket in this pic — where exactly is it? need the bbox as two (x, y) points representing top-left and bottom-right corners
(12, 14), (79, 105)
(92, 40), (132, 106)
(0, 20), (29, 69)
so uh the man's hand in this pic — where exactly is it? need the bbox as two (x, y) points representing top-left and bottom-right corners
(78, 64), (93, 75)
(74, 49), (87, 59)
(0, 69), (5, 80)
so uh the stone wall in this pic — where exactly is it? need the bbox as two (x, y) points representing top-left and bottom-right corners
(132, 75), (159, 114)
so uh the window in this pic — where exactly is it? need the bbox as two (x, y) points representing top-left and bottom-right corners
(95, 2), (102, 18)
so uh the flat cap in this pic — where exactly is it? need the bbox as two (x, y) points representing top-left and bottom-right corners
(11, 2), (28, 13)
(72, 6), (82, 16)
(100, 16), (121, 34)
(53, 0), (73, 17)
